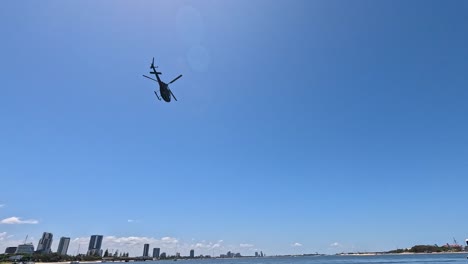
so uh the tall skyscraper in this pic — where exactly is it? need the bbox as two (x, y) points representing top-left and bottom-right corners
(37, 232), (53, 253)
(57, 237), (70, 255)
(152, 248), (160, 259)
(143, 244), (149, 257)
(190, 249), (194, 258)
(87, 235), (103, 256)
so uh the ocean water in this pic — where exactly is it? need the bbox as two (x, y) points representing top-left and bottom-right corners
(136, 254), (467, 264)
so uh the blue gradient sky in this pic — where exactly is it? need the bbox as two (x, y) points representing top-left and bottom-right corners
(1, 0), (468, 256)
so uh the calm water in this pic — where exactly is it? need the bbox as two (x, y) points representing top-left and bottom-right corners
(133, 254), (468, 264)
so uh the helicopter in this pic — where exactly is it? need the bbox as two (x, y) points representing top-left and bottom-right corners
(142, 57), (183, 102)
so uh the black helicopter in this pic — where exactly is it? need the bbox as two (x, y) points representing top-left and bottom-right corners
(142, 58), (183, 102)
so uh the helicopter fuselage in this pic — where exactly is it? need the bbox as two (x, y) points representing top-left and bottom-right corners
(152, 68), (172, 102)
(158, 82), (172, 102)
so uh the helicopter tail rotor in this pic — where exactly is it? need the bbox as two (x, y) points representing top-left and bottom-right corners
(150, 57), (158, 69)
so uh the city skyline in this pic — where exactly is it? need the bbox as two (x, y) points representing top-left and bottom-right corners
(1, 0), (468, 256)
(0, 231), (264, 257)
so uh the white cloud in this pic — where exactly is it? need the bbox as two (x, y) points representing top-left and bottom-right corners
(212, 243), (221, 248)
(194, 243), (206, 248)
(0, 216), (39, 224)
(291, 242), (303, 247)
(191, 242), (216, 249)
(0, 232), (15, 242)
(161, 236), (178, 244)
(240, 243), (254, 248)
(0, 204), (5, 208)
(330, 242), (341, 247)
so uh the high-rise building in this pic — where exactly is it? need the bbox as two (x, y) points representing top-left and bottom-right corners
(143, 244), (149, 257)
(37, 232), (53, 253)
(160, 252), (167, 259)
(152, 248), (160, 259)
(16, 244), (35, 254)
(57, 237), (70, 255)
(190, 249), (194, 258)
(255, 252), (259, 257)
(87, 235), (103, 256)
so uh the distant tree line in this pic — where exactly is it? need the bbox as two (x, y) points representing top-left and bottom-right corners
(388, 244), (464, 254)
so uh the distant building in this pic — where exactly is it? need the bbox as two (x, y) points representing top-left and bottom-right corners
(176, 252), (181, 258)
(160, 252), (167, 259)
(57, 237), (70, 255)
(190, 249), (194, 258)
(87, 235), (103, 256)
(5, 247), (17, 254)
(255, 252), (258, 257)
(15, 244), (35, 254)
(260, 251), (264, 257)
(143, 244), (150, 257)
(220, 251), (241, 258)
(37, 232), (53, 254)
(152, 248), (160, 259)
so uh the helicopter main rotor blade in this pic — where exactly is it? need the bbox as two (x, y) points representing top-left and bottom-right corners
(169, 74), (183, 84)
(170, 90), (178, 101)
(142, 75), (157, 82)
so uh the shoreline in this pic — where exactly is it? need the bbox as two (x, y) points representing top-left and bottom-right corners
(5, 252), (467, 264)
(37, 262), (102, 264)
(337, 251), (467, 256)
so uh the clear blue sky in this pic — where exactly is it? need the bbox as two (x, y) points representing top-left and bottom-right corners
(1, 0), (468, 256)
